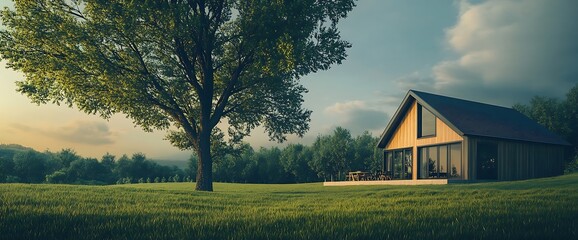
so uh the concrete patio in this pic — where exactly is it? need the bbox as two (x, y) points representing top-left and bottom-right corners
(323, 179), (448, 186)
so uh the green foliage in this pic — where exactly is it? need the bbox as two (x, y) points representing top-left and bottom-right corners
(310, 127), (355, 180)
(54, 149), (81, 169)
(1, 126), (380, 185)
(253, 147), (290, 183)
(0, 0), (356, 191)
(513, 96), (569, 137)
(45, 170), (67, 184)
(184, 126), (381, 184)
(514, 83), (578, 165)
(280, 143), (318, 183)
(1, 174), (578, 239)
(0, 144), (33, 182)
(186, 155), (198, 181)
(13, 150), (47, 183)
(0, 145), (185, 185)
(564, 154), (578, 174)
(353, 131), (380, 173)
(100, 153), (116, 170)
(564, 84), (578, 150)
(210, 144), (294, 183)
(0, 156), (15, 183)
(66, 158), (111, 184)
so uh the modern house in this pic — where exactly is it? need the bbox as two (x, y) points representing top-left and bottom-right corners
(376, 90), (569, 182)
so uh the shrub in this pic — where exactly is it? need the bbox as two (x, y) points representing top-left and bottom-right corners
(5, 175), (20, 183)
(119, 177), (133, 184)
(45, 171), (68, 184)
(564, 153), (578, 174)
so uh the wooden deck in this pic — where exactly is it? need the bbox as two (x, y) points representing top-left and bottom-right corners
(323, 179), (448, 186)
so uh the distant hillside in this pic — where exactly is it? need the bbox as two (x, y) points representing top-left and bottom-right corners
(0, 144), (35, 151)
(0, 144), (38, 160)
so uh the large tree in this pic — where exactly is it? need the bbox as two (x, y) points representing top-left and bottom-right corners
(0, 0), (355, 191)
(310, 126), (353, 181)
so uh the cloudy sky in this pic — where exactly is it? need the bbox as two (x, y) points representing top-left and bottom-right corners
(1, 0), (577, 160)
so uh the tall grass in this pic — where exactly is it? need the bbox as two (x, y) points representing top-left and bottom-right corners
(1, 174), (578, 239)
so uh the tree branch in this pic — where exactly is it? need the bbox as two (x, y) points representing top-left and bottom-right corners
(211, 61), (245, 127)
(174, 37), (203, 94)
(125, 34), (200, 139)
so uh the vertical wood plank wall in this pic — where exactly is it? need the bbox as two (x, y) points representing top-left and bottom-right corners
(467, 137), (565, 181)
(385, 101), (463, 150)
(385, 100), (463, 180)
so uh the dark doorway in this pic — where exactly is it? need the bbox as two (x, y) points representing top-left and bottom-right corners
(477, 142), (498, 180)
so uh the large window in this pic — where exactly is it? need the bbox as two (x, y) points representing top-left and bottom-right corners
(418, 104), (436, 137)
(418, 143), (463, 179)
(426, 147), (438, 177)
(384, 148), (412, 180)
(384, 151), (392, 174)
(450, 144), (463, 179)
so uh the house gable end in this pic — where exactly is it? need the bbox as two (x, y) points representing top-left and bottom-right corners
(385, 101), (463, 150)
(409, 91), (464, 137)
(377, 91), (414, 148)
(378, 91), (464, 149)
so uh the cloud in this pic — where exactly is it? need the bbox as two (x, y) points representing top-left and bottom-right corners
(324, 100), (390, 136)
(10, 123), (33, 132)
(394, 71), (437, 92)
(11, 120), (116, 145)
(324, 100), (366, 114)
(430, 0), (578, 105)
(371, 71), (438, 115)
(359, 0), (578, 133)
(55, 121), (116, 145)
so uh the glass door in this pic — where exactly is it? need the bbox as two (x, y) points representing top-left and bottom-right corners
(404, 149), (412, 179)
(385, 148), (412, 180)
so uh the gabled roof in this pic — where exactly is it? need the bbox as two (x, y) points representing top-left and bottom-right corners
(377, 90), (570, 148)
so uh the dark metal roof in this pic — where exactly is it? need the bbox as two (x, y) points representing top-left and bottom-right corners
(378, 90), (570, 148)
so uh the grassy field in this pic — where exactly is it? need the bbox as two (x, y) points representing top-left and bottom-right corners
(1, 174), (578, 239)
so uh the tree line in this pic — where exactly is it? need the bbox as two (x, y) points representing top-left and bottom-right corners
(0, 144), (186, 185)
(513, 83), (578, 172)
(0, 127), (381, 185)
(197, 127), (381, 183)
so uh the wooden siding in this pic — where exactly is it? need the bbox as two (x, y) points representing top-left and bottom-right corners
(385, 101), (463, 150)
(467, 137), (565, 181)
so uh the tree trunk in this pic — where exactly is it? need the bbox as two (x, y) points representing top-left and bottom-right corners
(195, 130), (213, 191)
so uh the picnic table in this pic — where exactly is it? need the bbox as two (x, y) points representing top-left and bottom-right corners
(347, 171), (393, 181)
